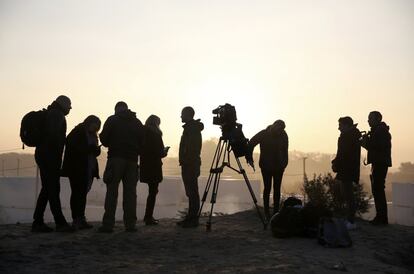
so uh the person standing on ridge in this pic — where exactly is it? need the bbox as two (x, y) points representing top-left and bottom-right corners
(98, 102), (144, 233)
(177, 106), (204, 228)
(361, 111), (392, 226)
(140, 115), (169, 225)
(32, 95), (74, 233)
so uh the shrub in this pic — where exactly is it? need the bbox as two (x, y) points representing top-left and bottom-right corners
(303, 173), (370, 216)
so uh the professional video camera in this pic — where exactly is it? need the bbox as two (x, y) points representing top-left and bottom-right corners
(212, 103), (249, 158)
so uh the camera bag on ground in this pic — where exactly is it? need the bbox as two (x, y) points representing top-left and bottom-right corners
(20, 109), (47, 148)
(271, 197), (304, 238)
(283, 196), (302, 208)
(302, 203), (332, 238)
(318, 217), (352, 248)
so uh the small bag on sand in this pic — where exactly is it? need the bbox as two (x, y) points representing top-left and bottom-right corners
(271, 206), (304, 238)
(318, 217), (352, 248)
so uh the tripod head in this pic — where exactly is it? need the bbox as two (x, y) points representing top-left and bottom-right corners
(213, 103), (254, 170)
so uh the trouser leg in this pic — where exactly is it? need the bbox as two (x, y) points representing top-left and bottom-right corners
(102, 158), (124, 228)
(182, 166), (200, 219)
(272, 169), (284, 213)
(36, 165), (66, 225)
(33, 184), (48, 224)
(79, 181), (88, 219)
(69, 176), (81, 220)
(341, 180), (356, 223)
(70, 176), (88, 220)
(261, 170), (272, 217)
(144, 183), (159, 219)
(122, 161), (139, 228)
(371, 164), (388, 220)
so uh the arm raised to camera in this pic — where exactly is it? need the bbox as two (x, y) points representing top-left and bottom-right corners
(246, 130), (265, 171)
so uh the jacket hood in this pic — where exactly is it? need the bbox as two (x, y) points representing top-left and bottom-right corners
(115, 110), (137, 120)
(74, 123), (86, 131)
(48, 101), (65, 114)
(184, 119), (204, 132)
(266, 125), (286, 136)
(376, 122), (390, 132)
(342, 124), (361, 138)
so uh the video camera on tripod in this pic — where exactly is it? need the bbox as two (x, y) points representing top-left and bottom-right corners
(212, 103), (252, 161)
(198, 103), (266, 231)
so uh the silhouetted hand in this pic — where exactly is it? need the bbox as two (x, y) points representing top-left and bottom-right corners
(88, 144), (100, 156)
(247, 159), (255, 172)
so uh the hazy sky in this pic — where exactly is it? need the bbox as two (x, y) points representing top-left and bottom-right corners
(1, 0), (413, 167)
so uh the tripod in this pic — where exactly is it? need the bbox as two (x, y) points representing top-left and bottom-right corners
(198, 137), (267, 231)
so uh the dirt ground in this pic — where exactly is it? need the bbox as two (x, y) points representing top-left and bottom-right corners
(1, 210), (413, 274)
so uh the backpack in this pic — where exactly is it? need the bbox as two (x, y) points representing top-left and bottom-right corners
(302, 203), (332, 238)
(283, 196), (302, 208)
(20, 109), (47, 148)
(270, 206), (304, 238)
(318, 217), (352, 248)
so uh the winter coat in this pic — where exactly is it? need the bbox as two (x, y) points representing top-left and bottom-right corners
(179, 119), (204, 167)
(35, 101), (67, 168)
(100, 110), (144, 162)
(332, 126), (361, 183)
(363, 122), (392, 167)
(140, 126), (167, 184)
(61, 123), (101, 180)
(248, 127), (289, 173)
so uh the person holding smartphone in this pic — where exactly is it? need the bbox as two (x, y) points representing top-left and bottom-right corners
(140, 115), (169, 225)
(61, 115), (101, 230)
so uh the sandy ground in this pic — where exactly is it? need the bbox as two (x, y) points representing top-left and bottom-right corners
(1, 210), (413, 274)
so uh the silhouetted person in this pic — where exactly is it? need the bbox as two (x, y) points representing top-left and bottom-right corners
(361, 111), (392, 225)
(32, 95), (74, 233)
(248, 120), (288, 220)
(140, 115), (169, 225)
(331, 116), (361, 230)
(61, 115), (101, 230)
(177, 106), (204, 228)
(98, 102), (144, 233)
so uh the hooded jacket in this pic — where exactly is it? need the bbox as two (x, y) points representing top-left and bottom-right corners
(100, 110), (144, 161)
(332, 125), (361, 183)
(35, 101), (67, 167)
(248, 127), (289, 173)
(179, 119), (204, 166)
(61, 123), (101, 180)
(364, 122), (392, 167)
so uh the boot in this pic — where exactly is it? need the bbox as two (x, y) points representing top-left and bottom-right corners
(79, 217), (93, 229)
(181, 217), (199, 228)
(176, 215), (190, 226)
(144, 216), (159, 226)
(31, 222), (53, 233)
(56, 222), (76, 233)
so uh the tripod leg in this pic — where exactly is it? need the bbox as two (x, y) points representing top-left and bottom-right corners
(206, 172), (221, 231)
(199, 173), (212, 217)
(206, 140), (229, 231)
(198, 139), (224, 217)
(235, 157), (268, 229)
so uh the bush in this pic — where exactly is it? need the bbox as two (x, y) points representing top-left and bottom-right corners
(303, 173), (370, 216)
